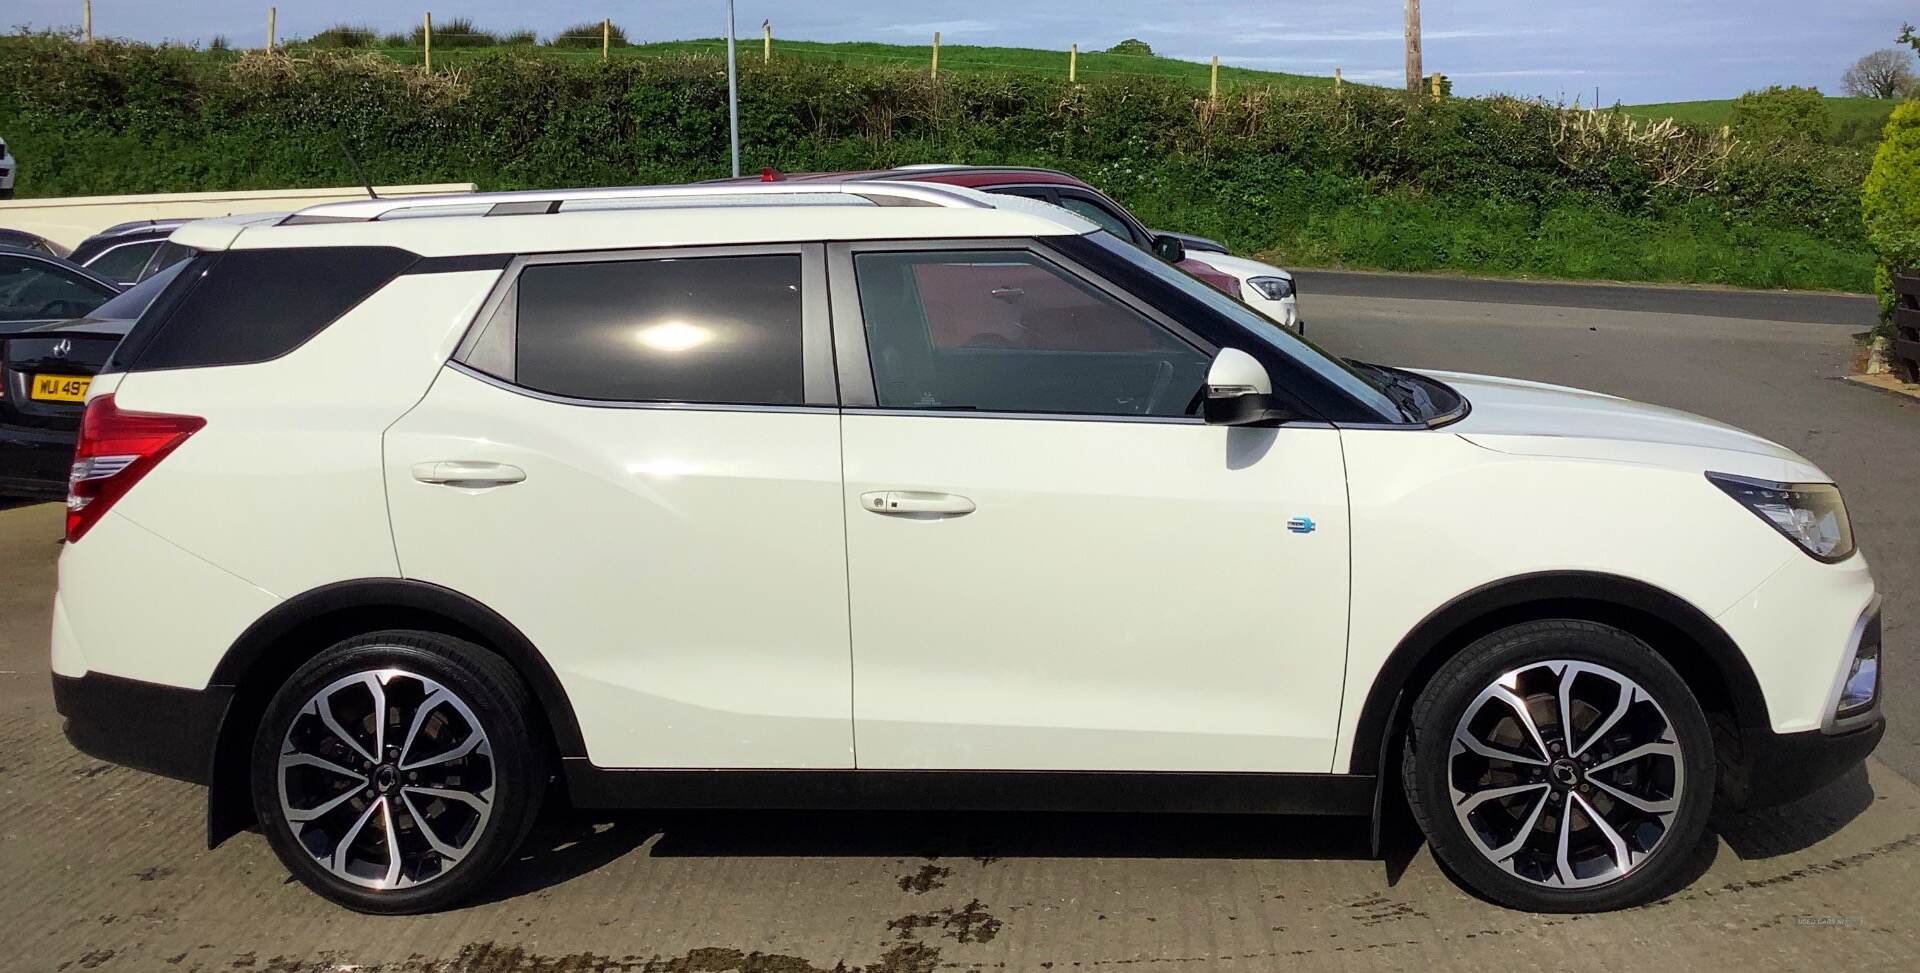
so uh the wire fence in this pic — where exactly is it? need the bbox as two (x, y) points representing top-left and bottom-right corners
(67, 5), (1365, 96)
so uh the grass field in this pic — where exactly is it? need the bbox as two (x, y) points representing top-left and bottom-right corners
(1622, 95), (1898, 144)
(321, 35), (1340, 90)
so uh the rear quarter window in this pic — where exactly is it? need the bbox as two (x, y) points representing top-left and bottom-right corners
(110, 247), (417, 372)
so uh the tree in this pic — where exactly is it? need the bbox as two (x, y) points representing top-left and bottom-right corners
(1842, 49), (1917, 98)
(1728, 85), (1831, 143)
(1902, 22), (1919, 55)
(1105, 38), (1153, 56)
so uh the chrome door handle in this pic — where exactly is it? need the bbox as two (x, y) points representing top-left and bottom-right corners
(859, 490), (976, 516)
(411, 461), (526, 487)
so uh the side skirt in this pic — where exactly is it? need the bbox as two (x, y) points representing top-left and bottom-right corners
(562, 760), (1377, 817)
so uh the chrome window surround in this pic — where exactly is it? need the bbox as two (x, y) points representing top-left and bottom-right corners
(450, 243), (836, 408)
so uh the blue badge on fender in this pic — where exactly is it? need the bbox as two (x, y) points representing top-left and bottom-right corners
(1287, 516), (1315, 534)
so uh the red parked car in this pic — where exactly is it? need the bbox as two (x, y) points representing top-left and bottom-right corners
(717, 165), (1243, 296)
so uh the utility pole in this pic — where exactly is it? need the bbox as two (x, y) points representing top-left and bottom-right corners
(725, 0), (740, 177)
(1405, 0), (1423, 95)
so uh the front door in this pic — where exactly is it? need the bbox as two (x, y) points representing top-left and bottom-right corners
(833, 242), (1351, 773)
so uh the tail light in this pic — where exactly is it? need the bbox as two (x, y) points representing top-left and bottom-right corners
(66, 394), (204, 543)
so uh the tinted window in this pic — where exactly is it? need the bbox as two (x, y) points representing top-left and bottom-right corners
(85, 241), (162, 283)
(91, 259), (189, 319)
(1057, 196), (1137, 244)
(0, 255), (115, 321)
(123, 247), (416, 370)
(854, 249), (1209, 417)
(144, 241), (195, 279)
(514, 254), (804, 405)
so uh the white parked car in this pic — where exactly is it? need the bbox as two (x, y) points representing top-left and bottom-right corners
(1185, 249), (1301, 332)
(0, 134), (15, 198)
(52, 181), (1882, 915)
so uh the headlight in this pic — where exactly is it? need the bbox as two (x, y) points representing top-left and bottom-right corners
(1246, 276), (1294, 301)
(1707, 472), (1854, 562)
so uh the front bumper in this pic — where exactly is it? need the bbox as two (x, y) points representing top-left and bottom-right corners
(53, 671), (231, 785)
(1722, 716), (1885, 809)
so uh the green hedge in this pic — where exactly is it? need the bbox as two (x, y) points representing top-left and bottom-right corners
(0, 34), (1877, 290)
(1863, 99), (1920, 328)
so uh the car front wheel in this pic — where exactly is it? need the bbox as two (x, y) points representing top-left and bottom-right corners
(249, 631), (547, 913)
(1401, 619), (1715, 912)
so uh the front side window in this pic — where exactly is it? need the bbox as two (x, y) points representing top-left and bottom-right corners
(0, 256), (115, 321)
(853, 249), (1210, 417)
(514, 254), (804, 405)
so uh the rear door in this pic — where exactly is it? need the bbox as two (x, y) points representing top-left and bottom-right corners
(384, 245), (856, 769)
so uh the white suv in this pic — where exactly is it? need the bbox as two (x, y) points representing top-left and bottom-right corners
(51, 181), (1883, 915)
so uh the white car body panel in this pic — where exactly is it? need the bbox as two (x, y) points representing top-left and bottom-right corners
(841, 415), (1350, 772)
(383, 366), (857, 769)
(1186, 251), (1299, 329)
(51, 186), (1877, 812)
(103, 271), (497, 601)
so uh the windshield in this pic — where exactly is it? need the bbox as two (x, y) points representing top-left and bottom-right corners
(1079, 232), (1407, 420)
(91, 259), (189, 319)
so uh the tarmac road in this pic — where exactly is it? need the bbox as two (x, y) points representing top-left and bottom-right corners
(0, 274), (1915, 972)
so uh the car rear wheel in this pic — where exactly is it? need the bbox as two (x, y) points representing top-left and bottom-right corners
(250, 630), (546, 913)
(1401, 619), (1715, 912)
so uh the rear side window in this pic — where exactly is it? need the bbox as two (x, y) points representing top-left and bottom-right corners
(510, 254), (804, 405)
(85, 241), (163, 283)
(115, 247), (416, 371)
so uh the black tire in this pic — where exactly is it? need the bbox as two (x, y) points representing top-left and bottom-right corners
(250, 630), (547, 914)
(1401, 619), (1715, 912)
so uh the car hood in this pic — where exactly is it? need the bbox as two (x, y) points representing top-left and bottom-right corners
(1416, 369), (1826, 480)
(1187, 251), (1291, 282)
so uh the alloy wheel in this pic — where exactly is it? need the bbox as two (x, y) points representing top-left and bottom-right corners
(276, 668), (496, 891)
(1446, 660), (1685, 890)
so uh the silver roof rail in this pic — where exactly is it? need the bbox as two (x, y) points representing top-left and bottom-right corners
(279, 180), (991, 225)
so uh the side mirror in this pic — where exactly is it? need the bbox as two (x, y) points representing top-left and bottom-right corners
(1151, 233), (1186, 264)
(1202, 348), (1292, 425)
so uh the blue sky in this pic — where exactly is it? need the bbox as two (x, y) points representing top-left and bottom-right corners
(13, 1), (1917, 104)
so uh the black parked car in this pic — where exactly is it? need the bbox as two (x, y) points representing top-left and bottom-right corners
(0, 228), (72, 258)
(0, 245), (121, 336)
(68, 219), (196, 285)
(0, 260), (181, 499)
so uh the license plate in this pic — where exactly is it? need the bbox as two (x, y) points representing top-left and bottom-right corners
(29, 374), (90, 402)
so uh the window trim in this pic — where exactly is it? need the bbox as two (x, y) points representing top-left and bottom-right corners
(451, 243), (836, 408)
(827, 237), (1217, 420)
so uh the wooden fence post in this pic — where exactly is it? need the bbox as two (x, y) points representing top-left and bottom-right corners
(267, 6), (276, 52)
(763, 20), (770, 63)
(601, 18), (609, 61)
(423, 12), (432, 71)
(1210, 55), (1219, 101)
(84, 0), (92, 43)
(1334, 67), (1342, 90)
(931, 31), (940, 79)
(1069, 43), (1077, 82)
(1430, 73), (1441, 100)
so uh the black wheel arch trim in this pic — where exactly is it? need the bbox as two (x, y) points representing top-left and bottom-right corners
(1347, 570), (1771, 776)
(204, 577), (587, 847)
